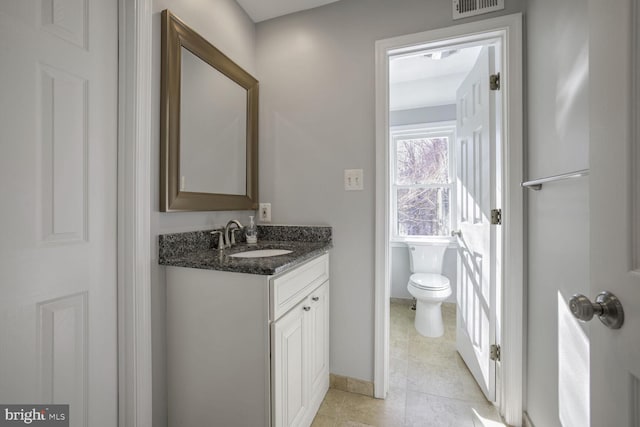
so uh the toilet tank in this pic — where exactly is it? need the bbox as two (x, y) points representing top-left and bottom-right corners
(407, 242), (449, 274)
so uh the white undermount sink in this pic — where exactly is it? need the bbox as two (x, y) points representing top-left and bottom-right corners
(229, 249), (293, 258)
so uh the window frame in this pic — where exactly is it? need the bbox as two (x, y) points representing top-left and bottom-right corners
(389, 121), (457, 243)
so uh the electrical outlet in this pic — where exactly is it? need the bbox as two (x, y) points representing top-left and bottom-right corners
(344, 169), (364, 191)
(259, 203), (271, 222)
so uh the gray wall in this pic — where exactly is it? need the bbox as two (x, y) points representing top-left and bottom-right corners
(525, 0), (591, 425)
(255, 0), (525, 382)
(390, 104), (457, 127)
(150, 1), (257, 425)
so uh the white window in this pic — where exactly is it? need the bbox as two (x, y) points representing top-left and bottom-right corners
(390, 122), (456, 240)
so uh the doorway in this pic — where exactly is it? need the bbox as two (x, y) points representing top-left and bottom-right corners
(374, 14), (524, 425)
(389, 39), (501, 402)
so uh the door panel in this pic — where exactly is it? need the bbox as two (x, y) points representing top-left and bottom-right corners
(272, 302), (309, 427)
(455, 46), (497, 402)
(309, 282), (329, 401)
(0, 1), (118, 425)
(589, 0), (640, 424)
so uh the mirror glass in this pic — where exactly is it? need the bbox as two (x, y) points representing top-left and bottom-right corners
(160, 9), (259, 212)
(180, 46), (247, 195)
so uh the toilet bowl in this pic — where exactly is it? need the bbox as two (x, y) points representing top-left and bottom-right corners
(406, 243), (452, 337)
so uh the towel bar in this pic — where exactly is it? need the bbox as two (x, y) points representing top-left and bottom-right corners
(521, 169), (589, 190)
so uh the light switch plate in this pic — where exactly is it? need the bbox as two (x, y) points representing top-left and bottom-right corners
(259, 203), (271, 222)
(344, 169), (364, 191)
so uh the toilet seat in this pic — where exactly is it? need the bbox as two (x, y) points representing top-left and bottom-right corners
(408, 273), (450, 291)
(406, 273), (451, 337)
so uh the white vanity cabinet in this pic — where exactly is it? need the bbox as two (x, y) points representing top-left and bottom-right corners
(166, 253), (330, 427)
(271, 280), (329, 427)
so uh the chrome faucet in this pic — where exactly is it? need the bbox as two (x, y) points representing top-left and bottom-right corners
(224, 220), (243, 248)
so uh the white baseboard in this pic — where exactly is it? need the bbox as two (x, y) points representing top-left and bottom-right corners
(522, 412), (535, 427)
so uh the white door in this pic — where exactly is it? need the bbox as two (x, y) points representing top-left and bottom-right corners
(454, 46), (499, 402)
(0, 1), (118, 426)
(588, 0), (640, 424)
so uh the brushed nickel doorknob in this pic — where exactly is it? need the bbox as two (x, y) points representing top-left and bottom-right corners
(569, 291), (624, 329)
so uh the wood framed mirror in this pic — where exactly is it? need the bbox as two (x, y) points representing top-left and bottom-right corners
(160, 9), (258, 212)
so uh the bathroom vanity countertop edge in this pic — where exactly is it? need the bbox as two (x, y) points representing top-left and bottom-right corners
(159, 240), (332, 275)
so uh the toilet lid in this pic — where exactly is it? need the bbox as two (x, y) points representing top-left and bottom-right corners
(409, 273), (450, 291)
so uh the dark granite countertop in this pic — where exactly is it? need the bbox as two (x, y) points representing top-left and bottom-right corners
(158, 225), (332, 276)
(159, 240), (331, 275)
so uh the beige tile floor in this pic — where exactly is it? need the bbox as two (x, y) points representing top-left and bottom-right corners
(312, 301), (504, 427)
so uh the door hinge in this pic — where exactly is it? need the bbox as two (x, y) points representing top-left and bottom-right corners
(490, 72), (501, 90)
(491, 208), (502, 225)
(490, 344), (501, 362)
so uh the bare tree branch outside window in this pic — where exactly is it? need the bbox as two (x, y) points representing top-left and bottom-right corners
(395, 137), (450, 237)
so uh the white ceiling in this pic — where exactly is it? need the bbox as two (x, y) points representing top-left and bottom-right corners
(236, 0), (342, 22)
(390, 46), (483, 111)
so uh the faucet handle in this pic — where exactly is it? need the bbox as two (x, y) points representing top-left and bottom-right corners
(210, 230), (225, 249)
(230, 228), (239, 245)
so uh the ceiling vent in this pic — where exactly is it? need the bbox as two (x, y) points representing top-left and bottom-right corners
(453, 0), (504, 20)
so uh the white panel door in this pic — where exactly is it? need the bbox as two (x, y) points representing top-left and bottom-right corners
(0, 1), (118, 426)
(455, 46), (498, 402)
(588, 0), (640, 424)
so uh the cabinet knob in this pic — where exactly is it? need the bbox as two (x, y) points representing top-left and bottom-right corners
(312, 296), (320, 302)
(303, 306), (311, 311)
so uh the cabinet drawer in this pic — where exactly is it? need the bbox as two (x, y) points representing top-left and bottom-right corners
(270, 254), (329, 321)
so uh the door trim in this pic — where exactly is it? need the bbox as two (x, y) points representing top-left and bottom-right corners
(118, 0), (153, 425)
(373, 13), (524, 425)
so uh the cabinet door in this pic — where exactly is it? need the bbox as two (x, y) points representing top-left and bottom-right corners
(308, 281), (330, 403)
(272, 301), (309, 427)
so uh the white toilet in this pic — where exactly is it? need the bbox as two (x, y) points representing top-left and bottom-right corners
(407, 242), (452, 337)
